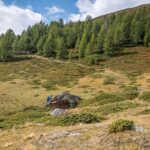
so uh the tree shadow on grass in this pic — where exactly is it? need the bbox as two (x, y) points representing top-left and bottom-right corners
(0, 55), (33, 62)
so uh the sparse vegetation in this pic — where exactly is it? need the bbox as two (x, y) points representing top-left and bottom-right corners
(140, 91), (150, 102)
(137, 109), (150, 115)
(96, 102), (139, 115)
(122, 86), (139, 100)
(109, 119), (134, 133)
(80, 92), (124, 107)
(103, 76), (116, 85)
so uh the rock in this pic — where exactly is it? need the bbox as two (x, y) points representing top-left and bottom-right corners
(50, 108), (66, 116)
(133, 125), (148, 133)
(69, 132), (80, 137)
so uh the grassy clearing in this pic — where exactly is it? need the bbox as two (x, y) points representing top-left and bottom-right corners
(0, 58), (95, 89)
(0, 46), (150, 130)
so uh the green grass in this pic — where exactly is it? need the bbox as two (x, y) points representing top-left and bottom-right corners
(0, 107), (101, 130)
(80, 92), (125, 107)
(83, 102), (139, 116)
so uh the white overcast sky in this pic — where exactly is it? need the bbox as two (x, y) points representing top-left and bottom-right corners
(0, 0), (150, 34)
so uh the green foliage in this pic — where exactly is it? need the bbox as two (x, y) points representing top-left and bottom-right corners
(97, 102), (138, 115)
(84, 54), (100, 65)
(140, 91), (150, 102)
(36, 36), (46, 55)
(144, 31), (150, 47)
(80, 92), (124, 107)
(0, 29), (15, 61)
(109, 119), (134, 133)
(61, 113), (100, 125)
(0, 106), (46, 129)
(43, 36), (55, 57)
(78, 32), (87, 59)
(12, 36), (20, 54)
(0, 5), (149, 62)
(96, 25), (105, 54)
(104, 28), (115, 56)
(0, 107), (100, 130)
(56, 36), (66, 59)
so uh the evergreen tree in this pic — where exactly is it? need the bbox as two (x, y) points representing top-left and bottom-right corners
(12, 36), (20, 54)
(78, 32), (87, 59)
(121, 13), (132, 45)
(85, 33), (96, 56)
(36, 36), (46, 55)
(0, 29), (15, 60)
(114, 25), (123, 49)
(144, 31), (150, 47)
(18, 31), (29, 52)
(56, 36), (66, 59)
(43, 35), (55, 57)
(104, 28), (115, 56)
(96, 25), (105, 54)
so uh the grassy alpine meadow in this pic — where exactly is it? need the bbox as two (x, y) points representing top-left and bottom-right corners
(0, 46), (150, 127)
(0, 46), (150, 150)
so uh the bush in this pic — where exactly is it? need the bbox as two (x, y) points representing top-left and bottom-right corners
(140, 91), (150, 102)
(61, 113), (100, 125)
(109, 119), (134, 133)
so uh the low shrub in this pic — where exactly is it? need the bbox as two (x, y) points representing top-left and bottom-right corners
(109, 119), (134, 133)
(122, 86), (139, 100)
(140, 91), (150, 102)
(80, 93), (124, 107)
(61, 113), (100, 125)
(96, 102), (138, 115)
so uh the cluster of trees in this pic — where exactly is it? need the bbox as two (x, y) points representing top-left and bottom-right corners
(0, 5), (150, 63)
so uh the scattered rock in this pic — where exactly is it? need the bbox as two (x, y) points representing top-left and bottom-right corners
(133, 125), (148, 133)
(69, 132), (80, 137)
(50, 108), (66, 116)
